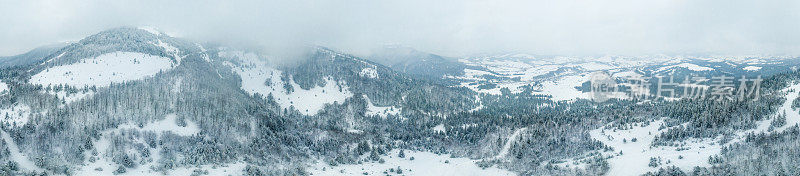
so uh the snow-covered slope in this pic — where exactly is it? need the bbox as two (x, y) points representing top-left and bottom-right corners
(74, 114), (233, 176)
(536, 75), (589, 101)
(743, 66), (762, 71)
(309, 150), (516, 176)
(117, 114), (200, 136)
(1, 130), (42, 172)
(588, 120), (721, 176)
(0, 80), (7, 95)
(564, 82), (800, 175)
(364, 95), (400, 118)
(47, 90), (95, 105)
(30, 51), (175, 87)
(0, 104), (32, 127)
(493, 128), (527, 160)
(656, 63), (714, 72)
(223, 51), (353, 116)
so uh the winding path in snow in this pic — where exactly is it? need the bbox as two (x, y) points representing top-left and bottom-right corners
(494, 128), (527, 160)
(1, 130), (41, 172)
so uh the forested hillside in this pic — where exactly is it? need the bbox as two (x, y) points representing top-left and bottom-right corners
(0, 27), (799, 176)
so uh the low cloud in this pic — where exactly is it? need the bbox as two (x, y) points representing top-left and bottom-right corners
(1, 0), (799, 57)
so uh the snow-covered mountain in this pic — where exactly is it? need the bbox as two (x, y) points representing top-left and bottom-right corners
(0, 27), (486, 175)
(2, 27), (800, 176)
(0, 43), (68, 69)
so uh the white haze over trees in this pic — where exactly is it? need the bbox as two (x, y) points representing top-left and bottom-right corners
(1, 0), (799, 57)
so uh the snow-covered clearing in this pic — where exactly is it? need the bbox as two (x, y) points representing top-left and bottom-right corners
(1, 130), (42, 172)
(577, 62), (615, 71)
(472, 60), (533, 75)
(0, 81), (7, 95)
(0, 104), (32, 127)
(359, 67), (379, 78)
(580, 82), (800, 175)
(469, 95), (484, 112)
(44, 90), (95, 106)
(461, 81), (528, 95)
(432, 124), (446, 133)
(656, 63), (714, 72)
(612, 71), (643, 78)
(116, 114), (200, 136)
(30, 52), (175, 87)
(589, 120), (721, 176)
(743, 66), (762, 71)
(309, 150), (516, 176)
(364, 96), (400, 118)
(463, 68), (494, 80)
(226, 54), (352, 116)
(536, 75), (588, 101)
(737, 82), (800, 135)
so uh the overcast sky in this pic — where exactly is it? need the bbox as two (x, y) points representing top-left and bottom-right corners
(1, 0), (799, 57)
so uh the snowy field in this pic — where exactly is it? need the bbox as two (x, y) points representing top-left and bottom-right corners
(656, 63), (714, 72)
(743, 66), (762, 71)
(364, 95), (400, 118)
(45, 90), (95, 106)
(308, 150), (516, 176)
(30, 52), (175, 87)
(535, 75), (589, 101)
(224, 51), (353, 116)
(588, 120), (721, 175)
(1, 130), (41, 172)
(0, 104), (31, 127)
(564, 82), (800, 175)
(0, 80), (7, 95)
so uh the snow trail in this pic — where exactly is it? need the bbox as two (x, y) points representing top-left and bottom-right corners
(1, 130), (41, 172)
(494, 127), (526, 160)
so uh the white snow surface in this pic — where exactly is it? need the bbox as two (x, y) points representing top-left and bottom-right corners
(117, 114), (200, 136)
(225, 52), (353, 116)
(657, 63), (714, 72)
(360, 67), (379, 78)
(150, 39), (182, 64)
(0, 81), (7, 95)
(740, 82), (800, 134)
(30, 52), (175, 87)
(46, 90), (95, 106)
(309, 150), (516, 176)
(581, 82), (800, 175)
(536, 75), (589, 101)
(590, 120), (721, 176)
(743, 66), (762, 71)
(493, 128), (527, 160)
(0, 104), (31, 127)
(138, 26), (162, 36)
(364, 96), (400, 118)
(1, 130), (42, 172)
(432, 124), (446, 133)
